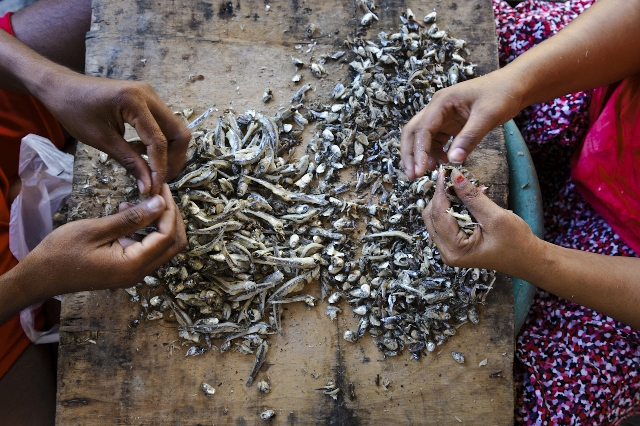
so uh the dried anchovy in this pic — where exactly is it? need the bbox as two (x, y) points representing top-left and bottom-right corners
(129, 7), (494, 379)
(304, 8), (493, 360)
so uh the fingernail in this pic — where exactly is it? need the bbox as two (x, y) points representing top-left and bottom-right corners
(145, 195), (164, 211)
(137, 179), (147, 194)
(454, 171), (466, 184)
(449, 148), (466, 163)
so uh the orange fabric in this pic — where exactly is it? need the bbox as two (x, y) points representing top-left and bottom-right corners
(0, 168), (45, 379)
(0, 12), (65, 186)
(0, 12), (62, 380)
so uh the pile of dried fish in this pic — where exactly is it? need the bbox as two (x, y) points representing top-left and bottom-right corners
(302, 8), (495, 358)
(128, 7), (495, 386)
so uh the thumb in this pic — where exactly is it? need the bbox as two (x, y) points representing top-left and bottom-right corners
(93, 195), (166, 242)
(450, 169), (497, 221)
(447, 113), (494, 163)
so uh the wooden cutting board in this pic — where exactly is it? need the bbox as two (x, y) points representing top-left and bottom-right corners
(56, 0), (514, 424)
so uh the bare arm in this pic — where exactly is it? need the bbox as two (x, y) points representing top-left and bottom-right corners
(513, 0), (640, 108)
(425, 169), (640, 330)
(401, 0), (640, 178)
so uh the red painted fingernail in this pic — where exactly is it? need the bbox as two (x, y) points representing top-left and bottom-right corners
(454, 173), (465, 184)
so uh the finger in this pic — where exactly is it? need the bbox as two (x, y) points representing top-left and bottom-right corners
(413, 127), (435, 178)
(428, 167), (461, 239)
(447, 112), (494, 163)
(433, 132), (453, 164)
(144, 96), (191, 181)
(118, 201), (136, 212)
(123, 100), (169, 196)
(106, 134), (153, 195)
(90, 194), (166, 242)
(423, 200), (437, 240)
(118, 202), (148, 242)
(400, 121), (417, 180)
(118, 237), (138, 249)
(124, 184), (186, 266)
(449, 169), (496, 221)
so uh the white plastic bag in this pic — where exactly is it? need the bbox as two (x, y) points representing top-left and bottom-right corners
(9, 134), (74, 344)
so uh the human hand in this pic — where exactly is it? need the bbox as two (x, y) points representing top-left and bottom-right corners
(39, 71), (191, 195)
(423, 168), (539, 275)
(16, 184), (186, 296)
(400, 71), (523, 180)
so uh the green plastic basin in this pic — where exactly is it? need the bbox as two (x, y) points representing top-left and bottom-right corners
(503, 120), (543, 336)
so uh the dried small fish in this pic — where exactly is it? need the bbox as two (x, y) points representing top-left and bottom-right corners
(310, 63), (327, 78)
(201, 382), (216, 396)
(451, 351), (465, 364)
(424, 11), (437, 23)
(291, 83), (312, 103)
(260, 409), (275, 420)
(361, 12), (379, 26)
(246, 341), (268, 386)
(262, 88), (273, 103)
(257, 380), (270, 393)
(130, 5), (494, 383)
(316, 381), (340, 400)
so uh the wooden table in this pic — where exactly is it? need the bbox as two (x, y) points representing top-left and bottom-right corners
(57, 0), (514, 424)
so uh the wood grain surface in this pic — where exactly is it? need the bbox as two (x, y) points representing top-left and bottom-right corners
(56, 1), (514, 424)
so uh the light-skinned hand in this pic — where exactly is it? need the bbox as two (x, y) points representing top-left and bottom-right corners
(400, 71), (522, 180)
(423, 168), (536, 274)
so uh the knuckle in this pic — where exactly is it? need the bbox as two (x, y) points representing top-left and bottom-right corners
(153, 137), (168, 152)
(116, 154), (140, 174)
(114, 84), (140, 105)
(120, 207), (146, 227)
(439, 250), (458, 266)
(457, 131), (478, 147)
(422, 208), (428, 221)
(137, 81), (154, 93)
(460, 184), (481, 203)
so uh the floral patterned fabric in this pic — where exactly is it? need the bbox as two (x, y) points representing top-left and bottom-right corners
(492, 1), (640, 424)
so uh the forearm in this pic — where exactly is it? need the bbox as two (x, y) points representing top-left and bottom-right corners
(500, 0), (640, 109)
(0, 263), (48, 325)
(513, 238), (640, 330)
(0, 29), (74, 96)
(10, 0), (91, 73)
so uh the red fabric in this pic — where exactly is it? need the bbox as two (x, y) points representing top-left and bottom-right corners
(0, 12), (15, 36)
(572, 73), (640, 254)
(0, 11), (62, 380)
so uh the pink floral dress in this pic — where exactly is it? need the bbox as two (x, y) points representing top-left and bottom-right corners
(492, 1), (640, 424)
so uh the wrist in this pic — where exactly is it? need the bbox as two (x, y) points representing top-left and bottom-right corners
(25, 64), (76, 109)
(0, 262), (44, 324)
(493, 62), (535, 113)
(504, 233), (551, 285)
